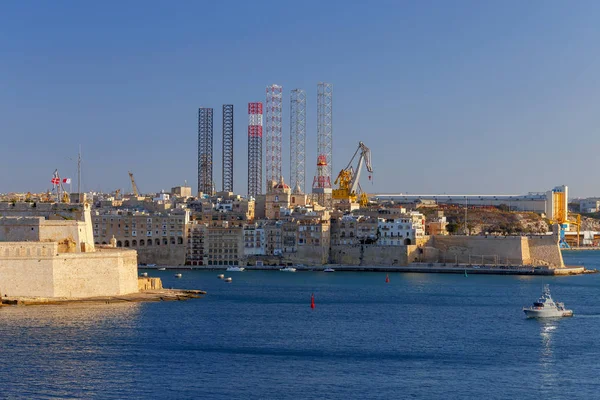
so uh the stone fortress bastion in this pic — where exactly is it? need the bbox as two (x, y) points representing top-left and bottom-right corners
(0, 202), (139, 298)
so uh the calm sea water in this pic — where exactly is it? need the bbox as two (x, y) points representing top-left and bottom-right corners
(1, 251), (599, 399)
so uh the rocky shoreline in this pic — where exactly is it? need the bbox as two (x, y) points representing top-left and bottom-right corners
(0, 288), (206, 306)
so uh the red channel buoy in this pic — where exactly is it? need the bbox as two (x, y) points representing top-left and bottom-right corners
(385, 274), (390, 283)
(310, 293), (315, 309)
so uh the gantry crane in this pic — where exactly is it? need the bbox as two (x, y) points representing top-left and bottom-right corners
(128, 171), (140, 197)
(333, 141), (373, 206)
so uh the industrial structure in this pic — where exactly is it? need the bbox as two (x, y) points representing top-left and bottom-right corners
(265, 84), (283, 192)
(312, 82), (333, 207)
(333, 141), (373, 209)
(374, 185), (570, 216)
(128, 171), (140, 197)
(290, 89), (306, 195)
(247, 102), (263, 197)
(222, 104), (234, 192)
(197, 107), (214, 195)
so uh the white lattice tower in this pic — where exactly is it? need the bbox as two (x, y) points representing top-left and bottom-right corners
(290, 89), (306, 194)
(265, 84), (283, 192)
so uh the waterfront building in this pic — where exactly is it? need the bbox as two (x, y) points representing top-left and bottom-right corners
(296, 211), (330, 264)
(186, 220), (207, 266)
(282, 220), (298, 253)
(92, 209), (189, 266)
(243, 222), (266, 256)
(206, 220), (243, 266)
(265, 221), (283, 256)
(377, 211), (425, 246)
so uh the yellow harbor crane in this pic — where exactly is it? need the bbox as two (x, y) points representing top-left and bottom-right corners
(547, 188), (580, 247)
(333, 141), (373, 207)
(128, 171), (140, 197)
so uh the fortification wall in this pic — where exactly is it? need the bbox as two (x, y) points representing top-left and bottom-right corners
(331, 245), (410, 266)
(52, 248), (138, 297)
(136, 247), (187, 266)
(0, 243), (138, 298)
(430, 236), (529, 265)
(0, 243), (57, 297)
(527, 235), (564, 268)
(286, 246), (329, 265)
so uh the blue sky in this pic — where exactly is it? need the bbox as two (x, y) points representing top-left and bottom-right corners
(1, 1), (599, 198)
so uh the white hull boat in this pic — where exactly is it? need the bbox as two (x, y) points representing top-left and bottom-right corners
(323, 268), (335, 272)
(226, 267), (245, 272)
(280, 267), (297, 272)
(523, 285), (573, 318)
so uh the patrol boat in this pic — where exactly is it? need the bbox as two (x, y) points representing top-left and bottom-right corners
(523, 285), (573, 318)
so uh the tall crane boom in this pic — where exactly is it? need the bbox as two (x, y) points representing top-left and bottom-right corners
(128, 171), (140, 197)
(333, 141), (373, 205)
(347, 142), (372, 195)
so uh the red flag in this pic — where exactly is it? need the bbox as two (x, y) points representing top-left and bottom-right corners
(51, 178), (60, 184)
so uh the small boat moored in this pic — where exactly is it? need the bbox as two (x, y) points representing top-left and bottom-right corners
(158, 267), (166, 271)
(280, 266), (297, 272)
(217, 274), (225, 279)
(323, 268), (335, 273)
(140, 272), (148, 277)
(226, 266), (245, 272)
(523, 284), (573, 318)
(174, 273), (182, 278)
(224, 277), (232, 283)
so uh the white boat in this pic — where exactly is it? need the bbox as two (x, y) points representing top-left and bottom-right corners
(224, 277), (232, 283)
(140, 272), (148, 277)
(158, 268), (166, 271)
(226, 266), (245, 272)
(323, 268), (335, 273)
(280, 266), (297, 272)
(147, 264), (157, 267)
(174, 273), (182, 278)
(217, 274), (225, 279)
(523, 285), (573, 318)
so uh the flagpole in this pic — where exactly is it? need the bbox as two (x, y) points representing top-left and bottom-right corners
(78, 145), (81, 196)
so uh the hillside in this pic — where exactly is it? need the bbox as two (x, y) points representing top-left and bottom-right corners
(421, 207), (549, 235)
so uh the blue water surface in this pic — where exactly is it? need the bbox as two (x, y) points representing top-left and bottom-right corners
(1, 251), (599, 399)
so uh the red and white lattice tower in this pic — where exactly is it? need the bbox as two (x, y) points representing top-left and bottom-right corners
(247, 102), (263, 197)
(265, 84), (283, 192)
(312, 82), (333, 207)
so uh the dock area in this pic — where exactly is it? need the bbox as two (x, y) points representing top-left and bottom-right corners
(139, 264), (591, 276)
(1, 288), (206, 306)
